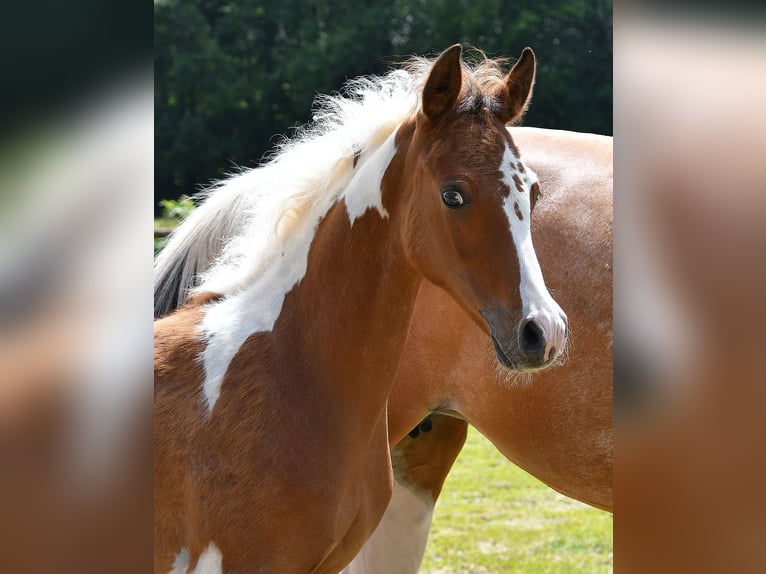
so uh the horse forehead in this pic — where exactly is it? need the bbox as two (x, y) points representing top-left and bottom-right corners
(427, 114), (509, 171)
(499, 141), (536, 192)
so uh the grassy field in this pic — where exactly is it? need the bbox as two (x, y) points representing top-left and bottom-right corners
(420, 427), (612, 573)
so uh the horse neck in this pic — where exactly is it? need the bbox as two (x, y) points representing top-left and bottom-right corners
(199, 128), (421, 431)
(275, 190), (420, 422)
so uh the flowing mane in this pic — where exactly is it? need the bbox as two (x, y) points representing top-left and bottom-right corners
(154, 53), (513, 317)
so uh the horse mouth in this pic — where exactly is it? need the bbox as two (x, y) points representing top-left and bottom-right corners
(485, 310), (551, 372)
(492, 334), (553, 373)
(492, 335), (516, 370)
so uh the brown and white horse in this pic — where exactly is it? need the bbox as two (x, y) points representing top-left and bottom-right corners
(155, 46), (567, 573)
(342, 127), (612, 572)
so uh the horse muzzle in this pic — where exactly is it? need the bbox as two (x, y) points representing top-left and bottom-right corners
(484, 308), (568, 372)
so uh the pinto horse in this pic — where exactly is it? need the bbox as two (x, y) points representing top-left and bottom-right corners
(154, 46), (567, 573)
(343, 127), (612, 572)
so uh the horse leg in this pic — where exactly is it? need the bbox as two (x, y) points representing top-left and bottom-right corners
(340, 414), (468, 573)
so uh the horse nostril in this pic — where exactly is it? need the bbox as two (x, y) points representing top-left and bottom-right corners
(519, 319), (546, 361)
(547, 345), (557, 362)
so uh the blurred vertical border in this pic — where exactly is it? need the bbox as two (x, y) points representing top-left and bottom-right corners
(0, 0), (153, 572)
(615, 3), (766, 572)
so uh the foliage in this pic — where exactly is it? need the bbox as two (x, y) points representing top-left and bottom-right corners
(159, 195), (196, 220)
(154, 234), (170, 255)
(421, 427), (613, 572)
(154, 195), (195, 253)
(154, 0), (612, 213)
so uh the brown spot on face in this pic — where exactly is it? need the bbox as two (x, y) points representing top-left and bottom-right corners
(352, 148), (361, 168)
(504, 135), (520, 158)
(512, 174), (525, 194)
(530, 181), (541, 208)
(518, 162), (526, 173)
(514, 201), (524, 221)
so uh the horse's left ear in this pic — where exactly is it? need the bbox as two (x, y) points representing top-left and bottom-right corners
(422, 44), (463, 122)
(499, 47), (536, 124)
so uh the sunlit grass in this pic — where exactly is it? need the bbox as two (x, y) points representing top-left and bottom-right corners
(420, 427), (612, 573)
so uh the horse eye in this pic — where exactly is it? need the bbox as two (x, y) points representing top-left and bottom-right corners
(442, 190), (464, 207)
(441, 182), (471, 209)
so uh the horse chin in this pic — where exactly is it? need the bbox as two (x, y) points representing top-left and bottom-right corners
(492, 335), (552, 373)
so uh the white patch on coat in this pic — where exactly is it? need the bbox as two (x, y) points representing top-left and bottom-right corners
(340, 480), (434, 574)
(167, 543), (223, 574)
(192, 543), (223, 574)
(344, 131), (397, 225)
(167, 548), (189, 574)
(198, 132), (398, 413)
(499, 143), (567, 361)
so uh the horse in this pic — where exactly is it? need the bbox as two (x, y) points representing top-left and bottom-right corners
(155, 124), (610, 572)
(154, 45), (568, 573)
(342, 126), (612, 572)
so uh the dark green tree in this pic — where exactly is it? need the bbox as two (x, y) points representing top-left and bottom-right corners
(154, 0), (612, 212)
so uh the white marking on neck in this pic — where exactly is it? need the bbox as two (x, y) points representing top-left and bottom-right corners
(194, 543), (223, 573)
(340, 480), (434, 574)
(167, 543), (222, 574)
(499, 143), (567, 360)
(167, 548), (189, 574)
(198, 132), (399, 414)
(344, 131), (397, 225)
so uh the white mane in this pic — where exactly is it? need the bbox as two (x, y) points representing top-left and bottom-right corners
(154, 55), (515, 317)
(158, 70), (422, 307)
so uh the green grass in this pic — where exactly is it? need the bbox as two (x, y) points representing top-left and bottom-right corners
(420, 427), (612, 573)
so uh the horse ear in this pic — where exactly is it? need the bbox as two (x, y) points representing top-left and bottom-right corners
(499, 47), (536, 124)
(422, 44), (463, 121)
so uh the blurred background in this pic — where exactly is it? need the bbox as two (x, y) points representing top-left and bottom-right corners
(154, 0), (612, 214)
(1, 0), (153, 571)
(614, 5), (766, 572)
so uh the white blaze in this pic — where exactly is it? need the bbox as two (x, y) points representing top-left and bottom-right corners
(499, 143), (567, 361)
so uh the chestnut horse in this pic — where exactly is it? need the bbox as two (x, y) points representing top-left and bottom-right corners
(155, 125), (611, 572)
(155, 46), (567, 573)
(343, 127), (612, 572)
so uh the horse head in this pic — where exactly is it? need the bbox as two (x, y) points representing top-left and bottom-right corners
(393, 45), (568, 371)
